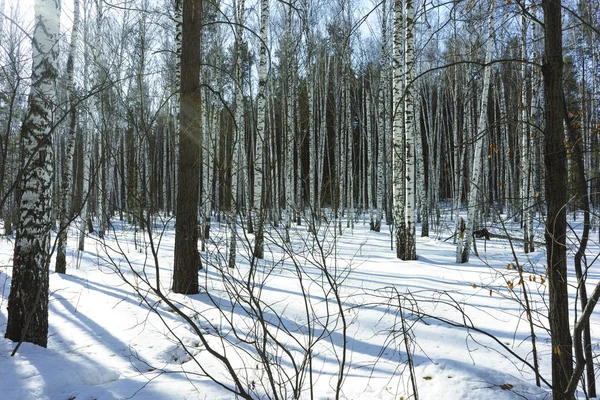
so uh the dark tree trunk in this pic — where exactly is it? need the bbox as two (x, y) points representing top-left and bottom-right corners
(564, 96), (596, 398)
(172, 0), (202, 294)
(542, 0), (574, 397)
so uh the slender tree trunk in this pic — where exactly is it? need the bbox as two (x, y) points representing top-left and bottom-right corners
(403, 0), (417, 259)
(522, 15), (535, 253)
(56, 0), (80, 274)
(458, 3), (494, 263)
(564, 97), (594, 398)
(392, 0), (406, 259)
(229, 0), (245, 268)
(542, 0), (574, 396)
(375, 0), (388, 233)
(317, 53), (330, 216)
(253, 0), (269, 259)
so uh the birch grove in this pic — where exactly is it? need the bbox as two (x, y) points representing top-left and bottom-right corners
(0, 1), (599, 383)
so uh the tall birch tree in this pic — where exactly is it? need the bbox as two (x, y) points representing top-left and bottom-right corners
(457, 1), (494, 263)
(5, 0), (60, 348)
(392, 0), (406, 258)
(374, 0), (389, 233)
(403, 0), (417, 259)
(55, 0), (80, 274)
(253, 0), (269, 259)
(229, 0), (245, 267)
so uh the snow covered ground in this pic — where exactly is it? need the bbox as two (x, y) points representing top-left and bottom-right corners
(0, 214), (597, 399)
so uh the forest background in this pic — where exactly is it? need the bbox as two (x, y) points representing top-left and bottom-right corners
(0, 0), (600, 398)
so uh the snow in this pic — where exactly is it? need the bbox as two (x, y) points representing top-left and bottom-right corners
(0, 214), (596, 399)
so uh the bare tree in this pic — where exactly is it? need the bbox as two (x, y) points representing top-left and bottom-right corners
(56, 0), (81, 274)
(253, 0), (269, 259)
(542, 0), (573, 396)
(5, 0), (61, 348)
(457, 0), (495, 263)
(173, 0), (202, 294)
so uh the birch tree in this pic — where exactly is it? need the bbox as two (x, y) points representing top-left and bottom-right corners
(392, 0), (406, 258)
(457, 1), (494, 263)
(374, 0), (389, 233)
(5, 0), (60, 348)
(521, 14), (535, 253)
(55, 0), (81, 274)
(253, 0), (269, 259)
(403, 0), (417, 259)
(229, 0), (245, 267)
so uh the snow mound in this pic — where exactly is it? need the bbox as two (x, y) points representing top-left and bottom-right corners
(415, 358), (550, 400)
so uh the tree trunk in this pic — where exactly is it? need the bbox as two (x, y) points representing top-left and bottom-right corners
(458, 2), (494, 263)
(392, 0), (406, 259)
(253, 0), (269, 259)
(173, 0), (202, 294)
(403, 0), (417, 259)
(5, 0), (60, 348)
(56, 0), (80, 274)
(542, 0), (574, 396)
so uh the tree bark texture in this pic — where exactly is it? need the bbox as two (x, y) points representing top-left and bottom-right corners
(542, 0), (574, 396)
(173, 0), (202, 294)
(5, 0), (60, 348)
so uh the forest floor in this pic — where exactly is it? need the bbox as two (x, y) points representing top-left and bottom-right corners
(0, 212), (597, 399)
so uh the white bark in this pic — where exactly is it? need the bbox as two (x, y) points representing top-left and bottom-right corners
(78, 5), (93, 251)
(521, 14), (534, 253)
(253, 0), (268, 257)
(6, 0), (60, 348)
(229, 0), (246, 268)
(366, 82), (374, 227)
(345, 38), (354, 229)
(302, 0), (317, 220)
(403, 0), (417, 259)
(392, 0), (406, 258)
(375, 0), (389, 232)
(55, 0), (80, 273)
(459, 1), (495, 263)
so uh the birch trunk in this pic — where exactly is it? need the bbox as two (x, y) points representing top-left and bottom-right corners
(375, 0), (388, 232)
(55, 0), (80, 274)
(285, 14), (295, 241)
(522, 15), (535, 253)
(5, 0), (60, 348)
(458, 2), (494, 263)
(229, 0), (245, 268)
(345, 51), (354, 229)
(253, 0), (268, 258)
(78, 9), (92, 251)
(403, 0), (417, 259)
(366, 82), (374, 227)
(392, 0), (406, 258)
